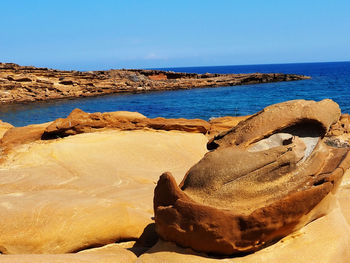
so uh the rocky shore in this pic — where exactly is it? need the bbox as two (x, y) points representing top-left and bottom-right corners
(0, 99), (349, 262)
(0, 63), (310, 104)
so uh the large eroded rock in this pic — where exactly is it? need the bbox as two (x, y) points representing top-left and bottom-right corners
(154, 99), (350, 255)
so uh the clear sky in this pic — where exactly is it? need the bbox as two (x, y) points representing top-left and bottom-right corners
(1, 0), (349, 70)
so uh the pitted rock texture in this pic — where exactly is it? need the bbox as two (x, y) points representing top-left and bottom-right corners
(154, 99), (350, 255)
(0, 62), (310, 104)
(327, 113), (350, 137)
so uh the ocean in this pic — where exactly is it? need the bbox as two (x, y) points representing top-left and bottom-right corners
(1, 61), (350, 127)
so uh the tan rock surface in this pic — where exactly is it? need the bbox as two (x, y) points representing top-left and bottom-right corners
(0, 130), (207, 254)
(0, 245), (136, 263)
(208, 115), (250, 136)
(338, 169), (350, 225)
(0, 120), (13, 139)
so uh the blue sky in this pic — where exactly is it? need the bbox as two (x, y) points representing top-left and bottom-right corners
(1, 0), (349, 70)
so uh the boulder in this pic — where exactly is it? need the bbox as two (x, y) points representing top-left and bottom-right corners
(153, 99), (350, 255)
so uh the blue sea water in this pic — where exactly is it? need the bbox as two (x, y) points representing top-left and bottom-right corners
(0, 61), (350, 127)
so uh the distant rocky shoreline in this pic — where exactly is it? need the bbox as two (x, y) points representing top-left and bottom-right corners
(0, 63), (310, 104)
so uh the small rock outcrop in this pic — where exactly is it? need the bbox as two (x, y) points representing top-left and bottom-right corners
(0, 62), (310, 104)
(0, 109), (211, 158)
(42, 109), (211, 138)
(0, 120), (13, 138)
(153, 99), (350, 255)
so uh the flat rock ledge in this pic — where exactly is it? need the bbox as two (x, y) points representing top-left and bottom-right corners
(0, 62), (310, 104)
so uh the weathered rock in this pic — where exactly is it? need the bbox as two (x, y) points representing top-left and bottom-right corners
(43, 109), (210, 139)
(327, 113), (350, 137)
(0, 109), (209, 158)
(207, 99), (340, 150)
(0, 130), (207, 254)
(208, 116), (250, 136)
(154, 99), (350, 255)
(0, 120), (13, 139)
(147, 118), (210, 134)
(0, 62), (310, 104)
(139, 207), (350, 263)
(0, 122), (51, 156)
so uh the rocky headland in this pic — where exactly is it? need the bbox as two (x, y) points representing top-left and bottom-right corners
(0, 63), (310, 104)
(0, 99), (349, 262)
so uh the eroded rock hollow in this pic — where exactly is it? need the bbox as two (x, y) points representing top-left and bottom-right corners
(154, 99), (350, 255)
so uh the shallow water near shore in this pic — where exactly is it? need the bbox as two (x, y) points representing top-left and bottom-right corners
(1, 61), (350, 127)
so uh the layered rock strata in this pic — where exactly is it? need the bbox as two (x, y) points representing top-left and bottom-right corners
(153, 99), (350, 255)
(0, 62), (310, 104)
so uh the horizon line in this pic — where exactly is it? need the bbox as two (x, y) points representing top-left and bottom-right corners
(1, 60), (350, 72)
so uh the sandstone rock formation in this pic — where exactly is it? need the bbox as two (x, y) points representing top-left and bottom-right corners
(0, 62), (310, 104)
(153, 99), (350, 255)
(0, 101), (349, 262)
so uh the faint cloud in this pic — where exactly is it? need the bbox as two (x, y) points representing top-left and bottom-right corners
(144, 52), (168, 60)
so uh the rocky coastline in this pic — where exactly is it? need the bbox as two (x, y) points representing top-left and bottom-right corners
(0, 99), (350, 262)
(0, 63), (310, 104)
